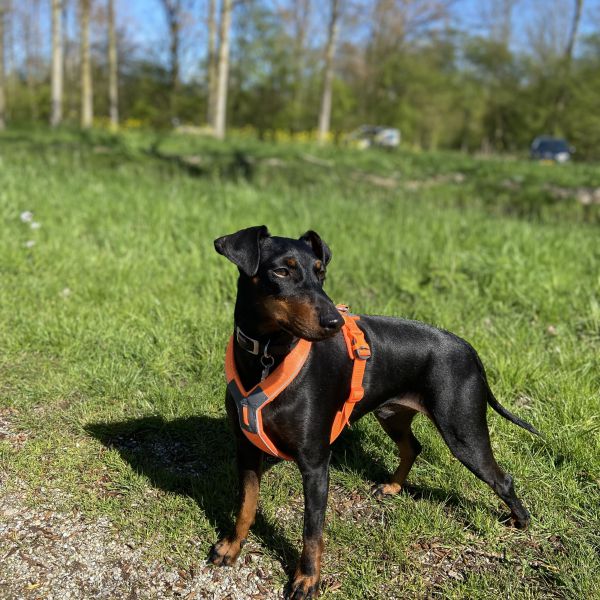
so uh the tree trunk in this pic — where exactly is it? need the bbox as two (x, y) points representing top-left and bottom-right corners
(63, 1), (77, 121)
(108, 0), (118, 129)
(564, 0), (583, 67)
(214, 0), (232, 140)
(206, 0), (217, 126)
(317, 0), (340, 144)
(554, 0), (584, 129)
(0, 2), (5, 131)
(291, 0), (310, 131)
(51, 0), (63, 127)
(169, 12), (179, 118)
(24, 1), (39, 121)
(80, 0), (93, 128)
(159, 0), (181, 121)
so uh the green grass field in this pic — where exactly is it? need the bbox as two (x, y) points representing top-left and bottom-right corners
(1, 129), (599, 599)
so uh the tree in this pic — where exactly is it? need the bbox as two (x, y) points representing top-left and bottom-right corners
(228, 2), (296, 135)
(214, 0), (232, 139)
(80, 0), (93, 128)
(51, 0), (63, 126)
(477, 0), (519, 47)
(22, 0), (41, 120)
(276, 0), (312, 131)
(554, 0), (584, 122)
(108, 0), (118, 129)
(317, 0), (340, 143)
(524, 0), (584, 134)
(206, 0), (217, 125)
(0, 1), (5, 130)
(564, 0), (584, 66)
(160, 0), (183, 119)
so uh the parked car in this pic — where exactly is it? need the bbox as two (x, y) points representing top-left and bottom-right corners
(530, 136), (574, 163)
(347, 125), (401, 149)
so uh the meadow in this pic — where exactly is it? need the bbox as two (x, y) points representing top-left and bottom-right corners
(0, 129), (599, 599)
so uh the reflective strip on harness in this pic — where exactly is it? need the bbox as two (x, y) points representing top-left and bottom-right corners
(226, 380), (267, 434)
(224, 305), (370, 460)
(225, 335), (312, 460)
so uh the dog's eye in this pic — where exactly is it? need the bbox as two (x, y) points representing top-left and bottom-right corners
(272, 268), (290, 278)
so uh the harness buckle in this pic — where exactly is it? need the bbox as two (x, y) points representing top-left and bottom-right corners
(352, 340), (371, 359)
(349, 388), (364, 403)
(236, 326), (260, 355)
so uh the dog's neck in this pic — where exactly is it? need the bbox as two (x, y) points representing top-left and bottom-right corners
(232, 287), (298, 389)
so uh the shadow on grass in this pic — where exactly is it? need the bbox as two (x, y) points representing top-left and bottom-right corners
(333, 425), (497, 529)
(1, 130), (257, 182)
(86, 415), (301, 572)
(144, 146), (255, 181)
(85, 415), (391, 571)
(86, 414), (490, 572)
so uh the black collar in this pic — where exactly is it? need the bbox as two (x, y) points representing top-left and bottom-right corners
(235, 325), (299, 357)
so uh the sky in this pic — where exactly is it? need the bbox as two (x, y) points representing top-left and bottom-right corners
(118, 0), (600, 66)
(118, 0), (600, 40)
(7, 0), (600, 79)
(454, 0), (600, 47)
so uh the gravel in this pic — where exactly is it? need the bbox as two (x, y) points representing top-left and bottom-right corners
(0, 484), (282, 600)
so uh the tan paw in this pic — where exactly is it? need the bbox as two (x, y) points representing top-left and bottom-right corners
(207, 537), (244, 566)
(507, 513), (530, 529)
(286, 573), (320, 599)
(372, 483), (402, 499)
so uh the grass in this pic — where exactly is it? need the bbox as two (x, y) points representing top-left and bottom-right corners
(1, 128), (599, 598)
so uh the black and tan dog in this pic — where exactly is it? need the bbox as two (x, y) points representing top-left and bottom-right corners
(210, 225), (538, 599)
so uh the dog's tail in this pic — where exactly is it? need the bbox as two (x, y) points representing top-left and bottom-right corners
(486, 389), (540, 436)
(469, 344), (541, 436)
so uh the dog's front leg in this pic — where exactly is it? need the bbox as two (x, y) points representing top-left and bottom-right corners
(209, 398), (263, 567)
(287, 454), (330, 600)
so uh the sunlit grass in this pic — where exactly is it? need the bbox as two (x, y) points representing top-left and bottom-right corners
(0, 129), (598, 598)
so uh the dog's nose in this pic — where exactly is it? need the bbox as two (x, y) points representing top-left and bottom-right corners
(319, 313), (343, 331)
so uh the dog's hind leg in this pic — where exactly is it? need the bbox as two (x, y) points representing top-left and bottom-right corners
(431, 379), (530, 528)
(372, 405), (422, 498)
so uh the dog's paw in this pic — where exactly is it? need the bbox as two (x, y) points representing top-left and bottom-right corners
(285, 573), (320, 599)
(371, 483), (402, 500)
(207, 537), (244, 567)
(508, 512), (530, 530)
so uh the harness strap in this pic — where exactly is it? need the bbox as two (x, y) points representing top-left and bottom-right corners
(329, 306), (371, 443)
(225, 305), (370, 460)
(225, 336), (312, 460)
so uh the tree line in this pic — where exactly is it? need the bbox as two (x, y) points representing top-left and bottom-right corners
(1, 1), (599, 158)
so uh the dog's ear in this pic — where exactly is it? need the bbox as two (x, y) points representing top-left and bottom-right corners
(214, 225), (270, 276)
(299, 230), (332, 265)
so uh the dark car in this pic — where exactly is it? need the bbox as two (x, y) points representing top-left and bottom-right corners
(530, 136), (573, 163)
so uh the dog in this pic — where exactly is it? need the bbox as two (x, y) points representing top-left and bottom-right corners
(209, 225), (538, 599)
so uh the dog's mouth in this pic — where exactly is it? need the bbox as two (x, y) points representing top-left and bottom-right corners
(277, 319), (341, 342)
(262, 296), (342, 342)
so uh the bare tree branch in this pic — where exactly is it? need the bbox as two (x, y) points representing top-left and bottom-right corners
(214, 0), (232, 139)
(0, 1), (6, 130)
(80, 0), (93, 128)
(51, 0), (63, 127)
(108, 0), (118, 129)
(318, 0), (340, 143)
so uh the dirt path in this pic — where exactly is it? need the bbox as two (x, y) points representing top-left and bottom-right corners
(0, 483), (281, 600)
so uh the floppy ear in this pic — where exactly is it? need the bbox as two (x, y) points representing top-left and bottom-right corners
(214, 225), (270, 276)
(299, 230), (332, 265)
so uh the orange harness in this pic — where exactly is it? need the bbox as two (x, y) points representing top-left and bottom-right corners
(225, 306), (371, 460)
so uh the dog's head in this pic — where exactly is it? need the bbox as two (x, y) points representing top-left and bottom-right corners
(214, 225), (343, 340)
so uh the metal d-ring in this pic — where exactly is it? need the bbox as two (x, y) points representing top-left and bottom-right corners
(260, 341), (275, 381)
